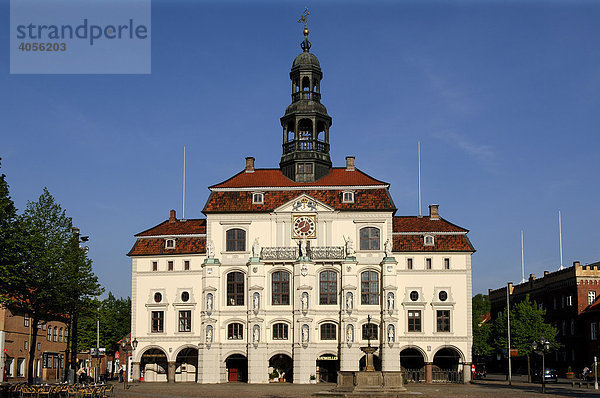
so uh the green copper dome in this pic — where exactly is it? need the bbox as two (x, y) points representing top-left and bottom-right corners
(292, 52), (320, 68)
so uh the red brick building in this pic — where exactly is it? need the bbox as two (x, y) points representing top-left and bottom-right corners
(489, 261), (600, 374)
(0, 307), (68, 382)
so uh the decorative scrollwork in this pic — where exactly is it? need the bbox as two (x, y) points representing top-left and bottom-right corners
(308, 246), (345, 260)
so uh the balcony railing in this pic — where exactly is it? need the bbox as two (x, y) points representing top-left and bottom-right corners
(260, 246), (345, 261)
(260, 247), (298, 260)
(292, 91), (321, 102)
(282, 140), (329, 154)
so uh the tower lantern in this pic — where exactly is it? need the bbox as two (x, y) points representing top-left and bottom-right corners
(280, 8), (332, 182)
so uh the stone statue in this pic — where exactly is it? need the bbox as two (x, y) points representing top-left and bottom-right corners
(206, 293), (213, 312)
(387, 325), (394, 343)
(344, 235), (355, 256)
(253, 293), (259, 311)
(387, 292), (394, 312)
(253, 326), (260, 344)
(300, 237), (308, 257)
(384, 238), (392, 257)
(206, 326), (213, 343)
(301, 292), (308, 311)
(302, 325), (309, 343)
(346, 325), (353, 343)
(252, 238), (260, 258)
(206, 240), (214, 259)
(346, 292), (353, 312)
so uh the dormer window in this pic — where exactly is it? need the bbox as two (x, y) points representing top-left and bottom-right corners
(252, 192), (264, 204)
(165, 239), (175, 249)
(342, 191), (355, 203)
(424, 235), (434, 246)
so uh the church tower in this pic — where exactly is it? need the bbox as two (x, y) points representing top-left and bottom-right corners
(280, 14), (332, 182)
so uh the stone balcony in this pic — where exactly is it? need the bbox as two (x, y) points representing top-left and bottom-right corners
(260, 246), (345, 261)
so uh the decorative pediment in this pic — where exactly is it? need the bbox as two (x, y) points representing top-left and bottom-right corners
(274, 194), (335, 213)
(342, 285), (357, 291)
(296, 284), (313, 291)
(204, 286), (217, 292)
(249, 285), (264, 291)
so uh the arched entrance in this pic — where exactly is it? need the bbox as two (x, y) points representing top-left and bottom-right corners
(400, 348), (426, 383)
(316, 353), (339, 383)
(225, 354), (248, 382)
(269, 354), (293, 382)
(359, 354), (381, 371)
(433, 347), (463, 383)
(175, 348), (198, 382)
(140, 348), (168, 382)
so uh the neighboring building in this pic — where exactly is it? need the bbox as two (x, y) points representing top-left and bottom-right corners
(128, 26), (475, 384)
(489, 261), (600, 374)
(0, 307), (68, 382)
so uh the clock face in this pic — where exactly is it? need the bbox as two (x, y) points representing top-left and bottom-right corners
(293, 215), (316, 238)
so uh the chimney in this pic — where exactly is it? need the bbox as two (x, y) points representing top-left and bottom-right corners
(429, 204), (439, 220)
(573, 261), (581, 268)
(245, 157), (255, 173)
(169, 209), (177, 223)
(345, 156), (355, 171)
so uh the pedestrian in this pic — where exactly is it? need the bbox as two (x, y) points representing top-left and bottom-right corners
(583, 366), (590, 380)
(119, 367), (124, 383)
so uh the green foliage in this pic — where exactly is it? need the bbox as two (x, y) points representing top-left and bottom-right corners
(77, 293), (131, 355)
(0, 159), (19, 279)
(472, 294), (493, 357)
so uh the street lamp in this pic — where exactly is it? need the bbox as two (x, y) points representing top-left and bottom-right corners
(120, 336), (138, 390)
(532, 338), (551, 394)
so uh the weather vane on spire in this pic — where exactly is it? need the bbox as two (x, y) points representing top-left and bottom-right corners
(298, 7), (310, 36)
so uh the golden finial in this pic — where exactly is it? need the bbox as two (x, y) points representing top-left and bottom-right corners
(298, 6), (310, 36)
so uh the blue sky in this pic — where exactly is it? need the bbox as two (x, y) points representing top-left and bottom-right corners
(1, 0), (599, 299)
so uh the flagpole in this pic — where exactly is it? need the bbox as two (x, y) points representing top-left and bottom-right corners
(521, 230), (525, 284)
(418, 141), (421, 217)
(182, 146), (186, 220)
(559, 210), (563, 270)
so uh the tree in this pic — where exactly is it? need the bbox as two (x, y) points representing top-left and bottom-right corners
(0, 188), (72, 383)
(472, 294), (493, 358)
(59, 230), (102, 381)
(492, 295), (558, 382)
(511, 295), (559, 382)
(77, 293), (131, 356)
(0, 159), (19, 279)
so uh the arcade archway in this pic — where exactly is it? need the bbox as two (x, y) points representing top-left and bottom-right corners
(175, 348), (198, 382)
(269, 354), (293, 382)
(359, 354), (381, 371)
(225, 354), (248, 382)
(400, 347), (426, 383)
(140, 348), (168, 382)
(316, 353), (339, 383)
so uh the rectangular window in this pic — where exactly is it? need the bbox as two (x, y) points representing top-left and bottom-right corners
(571, 319), (575, 335)
(272, 271), (290, 305)
(319, 270), (338, 305)
(168, 261), (174, 271)
(16, 358), (25, 377)
(320, 323), (337, 340)
(362, 324), (378, 340)
(436, 310), (450, 332)
(360, 271), (379, 305)
(184, 260), (190, 271)
(342, 191), (354, 203)
(179, 310), (191, 332)
(252, 193), (264, 204)
(407, 258), (413, 270)
(562, 295), (565, 308)
(408, 310), (422, 332)
(226, 229), (246, 252)
(47, 328), (51, 341)
(444, 258), (450, 270)
(5, 358), (13, 377)
(152, 261), (158, 271)
(151, 311), (164, 333)
(426, 258), (432, 270)
(589, 291), (596, 305)
(567, 295), (573, 306)
(227, 323), (244, 340)
(24, 341), (28, 351)
(273, 323), (288, 340)
(37, 342), (41, 351)
(42, 324), (46, 330)
(24, 314), (29, 327)
(553, 297), (557, 309)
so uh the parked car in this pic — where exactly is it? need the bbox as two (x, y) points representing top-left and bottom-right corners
(532, 368), (558, 383)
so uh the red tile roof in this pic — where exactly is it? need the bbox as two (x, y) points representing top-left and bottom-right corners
(127, 237), (206, 256)
(210, 168), (387, 189)
(393, 216), (468, 233)
(393, 234), (475, 252)
(135, 218), (206, 237)
(582, 298), (600, 315)
(203, 189), (395, 213)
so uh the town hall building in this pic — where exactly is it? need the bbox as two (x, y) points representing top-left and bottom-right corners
(127, 23), (475, 384)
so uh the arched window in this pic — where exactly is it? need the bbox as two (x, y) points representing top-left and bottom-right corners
(362, 323), (378, 340)
(302, 76), (310, 91)
(47, 327), (51, 341)
(227, 272), (245, 306)
(361, 271), (379, 305)
(59, 328), (63, 343)
(360, 227), (380, 250)
(53, 327), (57, 342)
(227, 323), (243, 340)
(272, 271), (290, 305)
(226, 229), (246, 252)
(273, 323), (288, 340)
(319, 270), (338, 305)
(320, 323), (337, 340)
